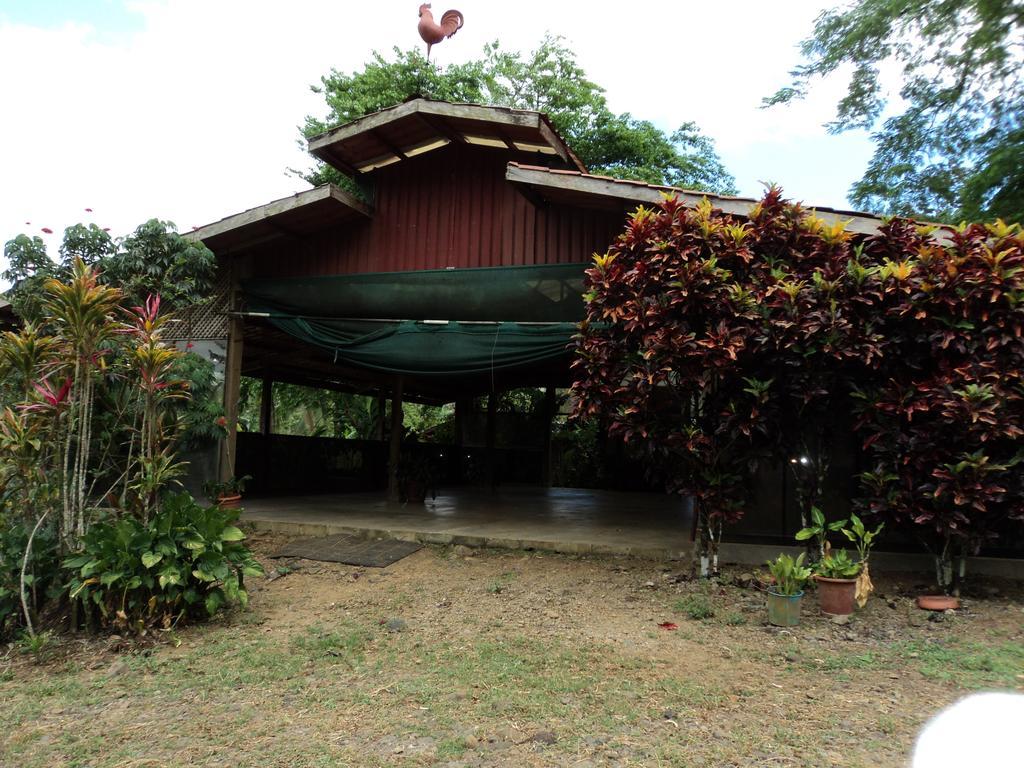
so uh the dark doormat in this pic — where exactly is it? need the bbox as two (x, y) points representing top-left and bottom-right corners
(271, 534), (422, 568)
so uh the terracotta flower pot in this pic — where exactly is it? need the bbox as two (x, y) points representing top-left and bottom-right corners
(916, 595), (960, 611)
(816, 575), (857, 616)
(217, 493), (242, 509)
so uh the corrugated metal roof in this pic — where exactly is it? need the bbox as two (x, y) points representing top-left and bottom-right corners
(506, 162), (897, 236)
(185, 185), (372, 254)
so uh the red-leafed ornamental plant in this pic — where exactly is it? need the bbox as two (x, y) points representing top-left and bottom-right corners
(573, 187), (1024, 588)
(855, 219), (1024, 594)
(741, 190), (887, 546)
(572, 189), (893, 573)
(572, 197), (775, 575)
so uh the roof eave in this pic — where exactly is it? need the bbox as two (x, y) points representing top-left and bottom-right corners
(186, 184), (372, 255)
(307, 99), (587, 176)
(505, 163), (886, 236)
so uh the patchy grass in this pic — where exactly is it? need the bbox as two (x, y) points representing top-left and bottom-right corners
(1, 539), (1021, 767)
(292, 621), (374, 666)
(799, 638), (1024, 689)
(813, 650), (891, 673)
(674, 593), (715, 620)
(898, 639), (1024, 688)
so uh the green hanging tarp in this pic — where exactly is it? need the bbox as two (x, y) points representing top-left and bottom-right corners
(243, 262), (589, 323)
(256, 315), (576, 376)
(242, 264), (589, 377)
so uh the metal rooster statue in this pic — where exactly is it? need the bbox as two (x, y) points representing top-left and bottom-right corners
(417, 4), (464, 59)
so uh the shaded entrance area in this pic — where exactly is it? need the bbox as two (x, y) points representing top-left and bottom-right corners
(242, 486), (695, 559)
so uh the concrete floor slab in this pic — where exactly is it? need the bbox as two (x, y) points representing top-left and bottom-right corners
(243, 487), (695, 559)
(241, 487), (1024, 577)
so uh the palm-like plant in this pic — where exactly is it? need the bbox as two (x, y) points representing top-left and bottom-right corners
(0, 324), (57, 397)
(41, 259), (122, 549)
(124, 294), (186, 521)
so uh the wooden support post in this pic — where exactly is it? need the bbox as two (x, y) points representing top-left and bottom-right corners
(387, 378), (404, 502)
(220, 313), (244, 482)
(485, 391), (497, 492)
(259, 376), (273, 435)
(541, 386), (557, 487)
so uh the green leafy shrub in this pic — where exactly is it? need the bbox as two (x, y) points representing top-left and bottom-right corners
(64, 493), (263, 631)
(0, 521), (61, 640)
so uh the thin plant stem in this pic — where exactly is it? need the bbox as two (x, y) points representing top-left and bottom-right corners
(20, 509), (50, 638)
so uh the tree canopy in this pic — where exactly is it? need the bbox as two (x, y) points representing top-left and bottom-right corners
(2, 220), (215, 324)
(303, 36), (737, 195)
(767, 0), (1024, 224)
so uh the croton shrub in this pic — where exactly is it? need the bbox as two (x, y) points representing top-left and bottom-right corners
(572, 189), (1024, 591)
(573, 195), (779, 576)
(855, 219), (1024, 593)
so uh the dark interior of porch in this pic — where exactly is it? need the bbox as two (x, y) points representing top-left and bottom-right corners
(231, 316), (868, 547)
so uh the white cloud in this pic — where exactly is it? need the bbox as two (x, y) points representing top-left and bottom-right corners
(0, 0), (876, 277)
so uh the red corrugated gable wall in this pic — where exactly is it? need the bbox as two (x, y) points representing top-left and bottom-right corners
(247, 144), (628, 277)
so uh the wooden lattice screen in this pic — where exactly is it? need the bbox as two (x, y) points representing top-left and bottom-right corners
(164, 272), (230, 341)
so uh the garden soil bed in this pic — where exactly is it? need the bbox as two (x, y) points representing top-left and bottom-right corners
(2, 531), (1022, 767)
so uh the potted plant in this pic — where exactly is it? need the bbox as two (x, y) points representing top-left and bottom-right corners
(765, 553), (812, 627)
(814, 548), (861, 616)
(795, 506), (846, 560)
(203, 475), (251, 509)
(797, 510), (884, 615)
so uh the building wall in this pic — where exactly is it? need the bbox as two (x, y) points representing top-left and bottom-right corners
(247, 144), (628, 278)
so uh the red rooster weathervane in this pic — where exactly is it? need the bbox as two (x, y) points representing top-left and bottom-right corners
(417, 4), (464, 59)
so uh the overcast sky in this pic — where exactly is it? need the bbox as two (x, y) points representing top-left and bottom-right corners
(0, 0), (875, 273)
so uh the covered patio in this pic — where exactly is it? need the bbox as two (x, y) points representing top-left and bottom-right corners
(184, 98), (863, 556)
(242, 486), (695, 559)
(239, 487), (1023, 576)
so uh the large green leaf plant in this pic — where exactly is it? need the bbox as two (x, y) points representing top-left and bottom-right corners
(65, 493), (263, 631)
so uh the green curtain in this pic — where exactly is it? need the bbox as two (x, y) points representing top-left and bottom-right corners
(243, 262), (589, 323)
(260, 315), (576, 376)
(242, 264), (589, 377)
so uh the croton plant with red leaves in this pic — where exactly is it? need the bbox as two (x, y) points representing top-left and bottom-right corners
(572, 188), (1024, 589)
(572, 195), (776, 575)
(855, 218), (1024, 593)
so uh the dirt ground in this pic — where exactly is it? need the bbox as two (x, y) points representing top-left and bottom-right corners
(2, 530), (1022, 767)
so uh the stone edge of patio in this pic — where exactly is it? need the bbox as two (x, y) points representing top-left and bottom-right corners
(242, 516), (691, 560)
(241, 516), (1024, 578)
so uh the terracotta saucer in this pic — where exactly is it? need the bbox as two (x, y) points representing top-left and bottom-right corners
(916, 595), (960, 611)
